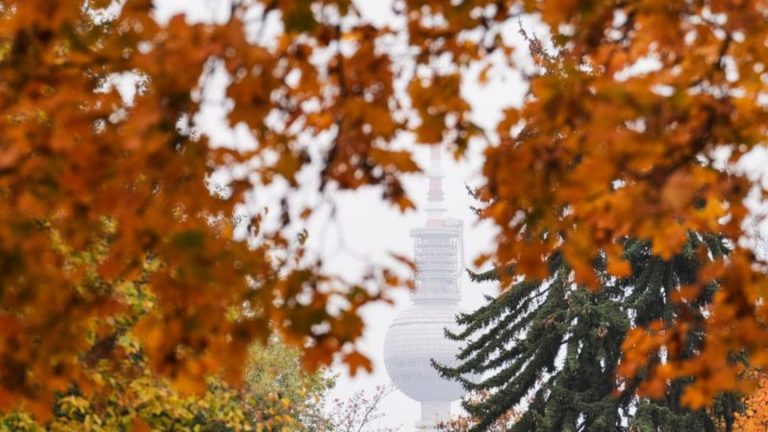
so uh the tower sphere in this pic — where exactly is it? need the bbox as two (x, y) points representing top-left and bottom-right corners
(383, 301), (465, 401)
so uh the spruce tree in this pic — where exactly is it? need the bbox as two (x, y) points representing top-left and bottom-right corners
(437, 234), (741, 432)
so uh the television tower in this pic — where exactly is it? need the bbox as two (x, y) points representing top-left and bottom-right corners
(383, 145), (466, 431)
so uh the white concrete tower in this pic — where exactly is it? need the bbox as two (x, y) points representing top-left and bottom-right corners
(383, 145), (465, 431)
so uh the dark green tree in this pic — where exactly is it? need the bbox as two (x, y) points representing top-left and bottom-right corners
(438, 234), (741, 432)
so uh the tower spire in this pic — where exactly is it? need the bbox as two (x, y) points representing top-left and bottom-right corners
(426, 145), (446, 227)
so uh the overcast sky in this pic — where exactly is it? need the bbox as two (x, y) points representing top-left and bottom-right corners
(149, 1), (768, 430)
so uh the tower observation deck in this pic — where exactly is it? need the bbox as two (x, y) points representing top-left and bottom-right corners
(383, 146), (466, 431)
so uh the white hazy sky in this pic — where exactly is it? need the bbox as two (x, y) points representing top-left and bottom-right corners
(150, 1), (768, 430)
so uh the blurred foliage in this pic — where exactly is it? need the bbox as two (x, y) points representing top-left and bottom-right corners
(0, 226), (332, 431)
(734, 371), (768, 431)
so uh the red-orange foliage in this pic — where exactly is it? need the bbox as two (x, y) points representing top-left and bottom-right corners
(735, 372), (768, 431)
(474, 0), (768, 408)
(3, 0), (768, 417)
(0, 0), (422, 416)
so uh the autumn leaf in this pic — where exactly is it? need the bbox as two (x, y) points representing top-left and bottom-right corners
(343, 351), (373, 377)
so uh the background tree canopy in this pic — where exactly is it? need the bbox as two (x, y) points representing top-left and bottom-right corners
(0, 228), (334, 430)
(1, 0), (768, 419)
